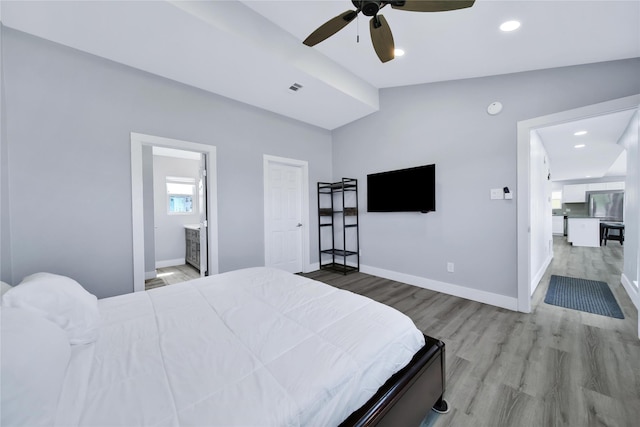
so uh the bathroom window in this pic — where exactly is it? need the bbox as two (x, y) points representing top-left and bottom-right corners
(167, 177), (196, 214)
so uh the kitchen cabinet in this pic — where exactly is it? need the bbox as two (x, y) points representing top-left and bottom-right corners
(563, 181), (625, 203)
(567, 218), (600, 247)
(587, 183), (607, 191)
(552, 216), (564, 235)
(185, 226), (200, 270)
(563, 184), (588, 203)
(606, 182), (625, 190)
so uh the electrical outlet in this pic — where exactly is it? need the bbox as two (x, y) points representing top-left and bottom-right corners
(490, 188), (503, 200)
(447, 262), (454, 273)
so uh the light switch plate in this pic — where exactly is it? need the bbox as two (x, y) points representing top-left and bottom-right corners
(490, 188), (504, 200)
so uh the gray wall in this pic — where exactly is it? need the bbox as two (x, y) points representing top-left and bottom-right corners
(2, 28), (332, 297)
(2, 26), (638, 302)
(332, 59), (640, 299)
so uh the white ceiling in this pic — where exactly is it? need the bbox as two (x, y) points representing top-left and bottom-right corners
(1, 0), (639, 179)
(536, 109), (636, 181)
(242, 0), (639, 89)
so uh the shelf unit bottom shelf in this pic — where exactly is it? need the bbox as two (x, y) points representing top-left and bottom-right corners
(321, 249), (358, 257)
(320, 262), (359, 274)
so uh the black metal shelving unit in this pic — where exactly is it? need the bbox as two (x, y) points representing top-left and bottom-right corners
(318, 178), (359, 275)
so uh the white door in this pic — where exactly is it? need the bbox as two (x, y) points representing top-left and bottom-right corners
(265, 161), (304, 273)
(198, 153), (208, 276)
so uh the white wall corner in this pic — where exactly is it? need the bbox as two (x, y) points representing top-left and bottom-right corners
(621, 273), (639, 311)
(531, 254), (553, 296)
(360, 264), (519, 311)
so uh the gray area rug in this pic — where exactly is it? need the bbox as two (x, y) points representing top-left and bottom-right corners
(544, 275), (624, 319)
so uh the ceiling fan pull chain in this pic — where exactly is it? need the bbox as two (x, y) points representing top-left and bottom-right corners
(357, 13), (360, 43)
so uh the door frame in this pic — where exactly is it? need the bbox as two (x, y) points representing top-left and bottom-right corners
(263, 154), (311, 273)
(131, 132), (219, 292)
(198, 153), (209, 276)
(516, 94), (640, 313)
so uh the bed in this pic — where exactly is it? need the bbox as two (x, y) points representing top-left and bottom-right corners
(1, 267), (446, 426)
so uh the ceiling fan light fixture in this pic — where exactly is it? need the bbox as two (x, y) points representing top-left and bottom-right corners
(394, 48), (405, 57)
(500, 20), (521, 32)
(360, 1), (381, 17)
(574, 144), (586, 149)
(574, 130), (588, 136)
(305, 0), (476, 62)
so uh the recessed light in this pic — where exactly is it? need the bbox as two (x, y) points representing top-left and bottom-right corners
(394, 48), (405, 57)
(500, 20), (521, 32)
(574, 144), (586, 148)
(574, 130), (588, 136)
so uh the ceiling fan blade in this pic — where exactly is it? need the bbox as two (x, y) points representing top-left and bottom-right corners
(369, 15), (394, 63)
(391, 0), (475, 12)
(303, 10), (359, 47)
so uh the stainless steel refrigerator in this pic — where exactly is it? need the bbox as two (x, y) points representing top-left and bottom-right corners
(587, 190), (624, 222)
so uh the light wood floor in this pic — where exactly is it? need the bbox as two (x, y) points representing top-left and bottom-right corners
(303, 236), (640, 427)
(144, 264), (200, 290)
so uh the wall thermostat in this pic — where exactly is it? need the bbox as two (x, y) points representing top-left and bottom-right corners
(487, 101), (503, 115)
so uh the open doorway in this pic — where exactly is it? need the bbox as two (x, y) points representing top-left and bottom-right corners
(144, 147), (206, 290)
(131, 133), (218, 293)
(530, 110), (632, 294)
(516, 94), (640, 336)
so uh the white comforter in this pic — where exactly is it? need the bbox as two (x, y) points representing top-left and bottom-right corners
(55, 267), (425, 427)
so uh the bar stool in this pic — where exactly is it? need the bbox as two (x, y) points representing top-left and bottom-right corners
(601, 222), (624, 246)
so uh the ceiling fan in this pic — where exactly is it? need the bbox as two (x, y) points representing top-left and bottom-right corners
(303, 1), (475, 63)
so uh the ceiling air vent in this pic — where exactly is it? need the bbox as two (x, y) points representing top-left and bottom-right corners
(288, 83), (303, 92)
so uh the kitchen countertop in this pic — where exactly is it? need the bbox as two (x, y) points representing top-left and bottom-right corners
(566, 216), (599, 219)
(566, 216), (623, 222)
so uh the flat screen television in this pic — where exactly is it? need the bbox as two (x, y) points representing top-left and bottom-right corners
(367, 164), (435, 213)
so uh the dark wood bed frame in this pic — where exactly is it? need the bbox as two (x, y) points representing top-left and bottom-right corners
(340, 335), (446, 427)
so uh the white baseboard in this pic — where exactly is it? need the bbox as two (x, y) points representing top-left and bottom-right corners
(531, 254), (553, 296)
(306, 262), (319, 273)
(156, 258), (185, 269)
(621, 273), (639, 310)
(145, 271), (157, 280)
(360, 264), (519, 311)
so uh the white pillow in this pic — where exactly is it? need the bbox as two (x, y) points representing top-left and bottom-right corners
(0, 281), (12, 296)
(1, 307), (72, 427)
(2, 273), (100, 344)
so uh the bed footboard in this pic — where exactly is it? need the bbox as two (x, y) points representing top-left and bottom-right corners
(340, 335), (446, 427)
